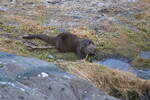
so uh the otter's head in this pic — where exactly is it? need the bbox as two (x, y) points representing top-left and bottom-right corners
(82, 39), (96, 57)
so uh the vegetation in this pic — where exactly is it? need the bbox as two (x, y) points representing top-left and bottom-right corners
(56, 60), (150, 100)
(131, 56), (150, 68)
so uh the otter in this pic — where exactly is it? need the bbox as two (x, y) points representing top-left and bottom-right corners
(22, 32), (96, 58)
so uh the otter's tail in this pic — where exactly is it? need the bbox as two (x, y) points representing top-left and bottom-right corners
(22, 34), (55, 45)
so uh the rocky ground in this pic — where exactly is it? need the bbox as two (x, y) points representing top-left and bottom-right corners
(0, 0), (150, 100)
(0, 52), (119, 100)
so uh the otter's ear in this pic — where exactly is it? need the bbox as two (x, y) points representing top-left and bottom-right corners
(60, 34), (68, 40)
(88, 40), (94, 44)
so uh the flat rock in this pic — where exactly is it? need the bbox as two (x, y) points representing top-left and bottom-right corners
(0, 52), (119, 100)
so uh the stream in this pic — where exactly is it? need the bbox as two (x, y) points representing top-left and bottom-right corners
(95, 51), (150, 79)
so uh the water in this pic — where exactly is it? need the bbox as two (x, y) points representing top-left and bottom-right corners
(140, 51), (150, 59)
(96, 58), (134, 72)
(96, 57), (150, 80)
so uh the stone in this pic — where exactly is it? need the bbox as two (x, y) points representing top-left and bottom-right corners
(46, 0), (61, 4)
(47, 54), (54, 59)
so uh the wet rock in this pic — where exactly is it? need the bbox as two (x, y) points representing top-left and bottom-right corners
(0, 52), (119, 100)
(46, 0), (62, 4)
(47, 54), (54, 59)
(0, 6), (9, 12)
(140, 91), (150, 100)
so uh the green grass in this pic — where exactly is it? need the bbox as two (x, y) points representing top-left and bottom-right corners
(131, 56), (150, 68)
(94, 26), (150, 60)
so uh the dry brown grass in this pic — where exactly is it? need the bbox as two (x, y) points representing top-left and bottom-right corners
(56, 60), (150, 99)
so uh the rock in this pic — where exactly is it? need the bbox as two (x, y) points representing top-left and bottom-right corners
(0, 6), (9, 12)
(43, 0), (141, 30)
(140, 91), (150, 100)
(46, 0), (62, 4)
(0, 52), (119, 100)
(47, 54), (54, 59)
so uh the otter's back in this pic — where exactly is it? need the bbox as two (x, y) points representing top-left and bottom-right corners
(55, 32), (79, 52)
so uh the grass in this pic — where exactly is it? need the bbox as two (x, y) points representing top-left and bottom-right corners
(93, 8), (150, 60)
(0, 23), (59, 35)
(0, 37), (30, 56)
(0, 34), (79, 61)
(68, 25), (150, 60)
(0, 23), (80, 61)
(1, 22), (149, 100)
(131, 56), (150, 68)
(94, 30), (150, 60)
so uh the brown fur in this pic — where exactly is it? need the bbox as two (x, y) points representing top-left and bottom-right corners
(22, 32), (96, 58)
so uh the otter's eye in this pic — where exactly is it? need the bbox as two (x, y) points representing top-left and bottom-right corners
(88, 40), (92, 44)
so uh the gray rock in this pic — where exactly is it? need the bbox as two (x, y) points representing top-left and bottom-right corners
(0, 52), (119, 100)
(0, 6), (9, 11)
(46, 0), (62, 4)
(140, 91), (150, 100)
(47, 54), (54, 59)
(43, 0), (140, 31)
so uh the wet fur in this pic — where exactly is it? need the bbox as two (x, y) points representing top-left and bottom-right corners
(23, 32), (96, 58)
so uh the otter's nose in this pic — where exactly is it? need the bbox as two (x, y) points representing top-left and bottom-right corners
(89, 52), (96, 56)
(93, 52), (96, 56)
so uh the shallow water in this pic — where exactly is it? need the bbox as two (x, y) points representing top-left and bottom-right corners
(140, 51), (150, 59)
(96, 58), (133, 71)
(96, 57), (150, 80)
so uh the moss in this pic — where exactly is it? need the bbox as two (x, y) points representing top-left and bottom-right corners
(0, 23), (80, 61)
(0, 64), (4, 68)
(0, 37), (30, 55)
(110, 88), (139, 100)
(0, 38), (79, 62)
(48, 49), (79, 61)
(126, 32), (149, 49)
(143, 0), (150, 3)
(0, 39), (78, 62)
(1, 23), (149, 63)
(131, 57), (150, 68)
(133, 11), (150, 34)
(136, 23), (150, 34)
(0, 24), (18, 33)
(111, 88), (122, 98)
(31, 49), (79, 61)
(127, 91), (140, 100)
(94, 28), (150, 61)
(1, 19), (149, 62)
(134, 13), (146, 20)
(0, 24), (59, 35)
